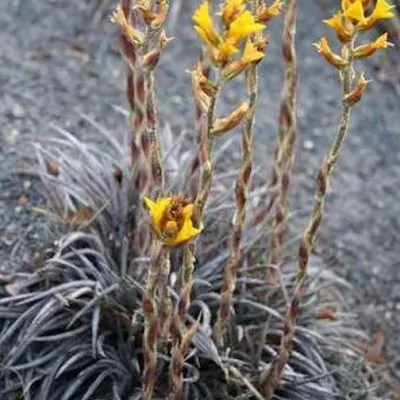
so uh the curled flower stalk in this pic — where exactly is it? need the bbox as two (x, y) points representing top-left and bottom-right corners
(134, 0), (170, 197)
(250, 0), (284, 229)
(169, 1), (269, 394)
(169, 247), (197, 399)
(266, 0), (298, 286)
(213, 1), (282, 345)
(142, 242), (166, 400)
(111, 1), (143, 175)
(112, 1), (171, 261)
(194, 74), (222, 224)
(111, 1), (168, 194)
(260, 0), (394, 396)
(213, 73), (256, 345)
(213, 38), (267, 346)
(169, 14), (223, 399)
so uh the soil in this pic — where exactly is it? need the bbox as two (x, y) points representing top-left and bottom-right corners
(1, 0), (399, 385)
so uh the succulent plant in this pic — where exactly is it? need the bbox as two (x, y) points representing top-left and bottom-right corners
(1, 0), (395, 398)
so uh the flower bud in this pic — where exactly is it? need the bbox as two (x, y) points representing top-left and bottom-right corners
(256, 0), (283, 23)
(110, 5), (144, 45)
(190, 63), (212, 113)
(220, 0), (245, 28)
(212, 102), (250, 136)
(143, 31), (173, 70)
(313, 37), (348, 68)
(353, 33), (392, 59)
(343, 74), (370, 105)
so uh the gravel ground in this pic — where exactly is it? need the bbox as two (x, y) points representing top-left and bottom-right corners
(1, 0), (400, 382)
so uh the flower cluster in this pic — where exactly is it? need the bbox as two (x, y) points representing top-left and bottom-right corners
(143, 2), (284, 249)
(325, 0), (395, 40)
(144, 196), (202, 247)
(192, 0), (281, 66)
(314, 0), (395, 69)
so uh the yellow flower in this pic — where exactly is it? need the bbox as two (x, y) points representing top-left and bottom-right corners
(192, 1), (265, 66)
(193, 1), (221, 47)
(353, 33), (392, 58)
(360, 0), (395, 30)
(326, 0), (395, 37)
(221, 0), (245, 27)
(144, 196), (202, 247)
(227, 11), (265, 43)
(223, 39), (265, 80)
(215, 38), (239, 64)
(243, 39), (265, 63)
(324, 11), (353, 42)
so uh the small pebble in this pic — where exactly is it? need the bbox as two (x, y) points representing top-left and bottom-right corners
(6, 128), (20, 145)
(11, 103), (25, 118)
(23, 180), (32, 190)
(372, 266), (381, 275)
(18, 195), (29, 206)
(303, 139), (315, 151)
(3, 224), (18, 246)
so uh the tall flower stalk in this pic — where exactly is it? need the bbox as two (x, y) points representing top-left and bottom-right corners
(112, 1), (168, 194)
(266, 0), (297, 286)
(142, 242), (167, 400)
(169, 0), (272, 395)
(212, 0), (282, 347)
(260, 0), (394, 396)
(111, 0), (170, 260)
(168, 61), (222, 399)
(213, 38), (266, 346)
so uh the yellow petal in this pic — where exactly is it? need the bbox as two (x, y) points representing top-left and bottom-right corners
(324, 11), (342, 29)
(144, 196), (171, 230)
(183, 204), (195, 218)
(165, 218), (201, 247)
(194, 26), (212, 46)
(193, 1), (221, 46)
(374, 0), (396, 18)
(374, 32), (390, 48)
(243, 39), (265, 63)
(227, 11), (265, 42)
(343, 0), (365, 22)
(218, 38), (239, 58)
(360, 0), (395, 29)
(341, 0), (352, 10)
(192, 1), (213, 29)
(164, 220), (179, 236)
(324, 11), (353, 42)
